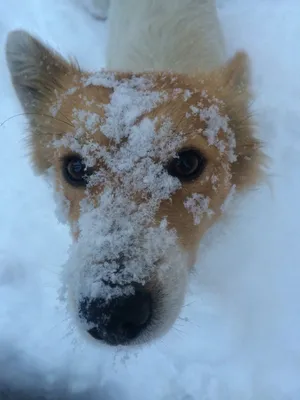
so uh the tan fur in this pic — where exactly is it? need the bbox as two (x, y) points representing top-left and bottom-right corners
(5, 28), (266, 345)
(23, 55), (264, 263)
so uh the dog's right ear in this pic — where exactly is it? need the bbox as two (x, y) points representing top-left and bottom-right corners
(5, 30), (73, 114)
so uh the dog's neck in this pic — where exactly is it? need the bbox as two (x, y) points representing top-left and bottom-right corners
(106, 0), (226, 74)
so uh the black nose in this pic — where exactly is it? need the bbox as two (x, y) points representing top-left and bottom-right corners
(79, 286), (152, 346)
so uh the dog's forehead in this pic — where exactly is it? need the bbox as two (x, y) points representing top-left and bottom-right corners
(59, 72), (224, 139)
(53, 70), (234, 169)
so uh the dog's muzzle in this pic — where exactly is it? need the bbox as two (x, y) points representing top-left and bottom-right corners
(79, 283), (152, 346)
(64, 198), (188, 346)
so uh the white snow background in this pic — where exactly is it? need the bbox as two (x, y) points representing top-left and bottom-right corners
(0, 0), (300, 399)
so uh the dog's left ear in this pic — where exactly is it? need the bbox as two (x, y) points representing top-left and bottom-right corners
(222, 51), (249, 93)
(5, 30), (73, 115)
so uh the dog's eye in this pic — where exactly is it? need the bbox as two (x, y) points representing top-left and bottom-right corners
(63, 156), (92, 187)
(167, 149), (207, 181)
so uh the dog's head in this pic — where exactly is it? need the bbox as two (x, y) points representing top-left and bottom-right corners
(5, 30), (265, 346)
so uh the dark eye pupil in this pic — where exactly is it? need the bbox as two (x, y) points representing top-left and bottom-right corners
(63, 156), (91, 187)
(176, 153), (198, 174)
(168, 150), (206, 181)
(70, 160), (84, 175)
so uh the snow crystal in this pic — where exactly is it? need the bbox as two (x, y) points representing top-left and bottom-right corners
(82, 70), (117, 88)
(49, 98), (62, 117)
(184, 193), (214, 225)
(184, 90), (192, 101)
(72, 109), (102, 134)
(50, 86), (79, 117)
(188, 96), (237, 164)
(100, 80), (165, 143)
(199, 104), (237, 163)
(190, 105), (199, 115)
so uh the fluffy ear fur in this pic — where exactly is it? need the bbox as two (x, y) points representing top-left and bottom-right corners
(5, 30), (80, 174)
(5, 30), (72, 115)
(222, 51), (249, 93)
(219, 51), (266, 188)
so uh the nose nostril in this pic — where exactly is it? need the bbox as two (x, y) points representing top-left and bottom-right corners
(122, 322), (142, 340)
(79, 287), (153, 345)
(108, 289), (152, 342)
(118, 290), (152, 340)
(122, 290), (152, 325)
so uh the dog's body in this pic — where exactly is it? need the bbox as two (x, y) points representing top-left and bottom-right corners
(5, 0), (265, 348)
(105, 0), (226, 74)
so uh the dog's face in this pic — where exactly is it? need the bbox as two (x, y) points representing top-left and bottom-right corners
(6, 31), (265, 346)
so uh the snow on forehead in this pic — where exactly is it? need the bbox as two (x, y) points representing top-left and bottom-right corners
(101, 83), (165, 143)
(54, 71), (236, 160)
(79, 74), (185, 199)
(82, 72), (164, 136)
(55, 72), (184, 170)
(82, 70), (158, 90)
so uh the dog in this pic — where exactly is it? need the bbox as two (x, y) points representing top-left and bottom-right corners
(5, 0), (265, 347)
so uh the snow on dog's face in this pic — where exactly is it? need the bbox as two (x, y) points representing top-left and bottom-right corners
(6, 31), (265, 346)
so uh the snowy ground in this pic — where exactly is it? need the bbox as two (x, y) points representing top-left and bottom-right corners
(0, 0), (300, 399)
